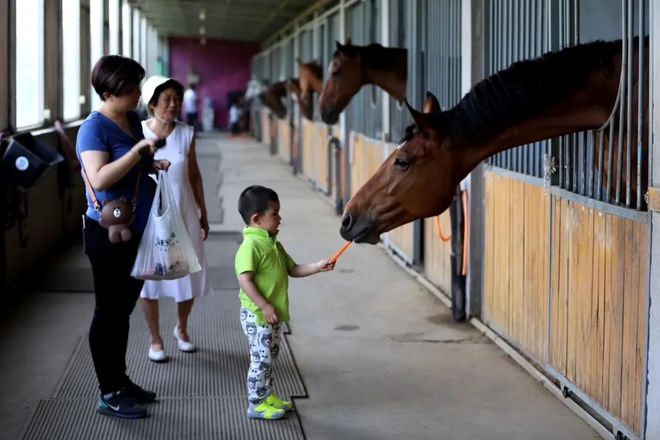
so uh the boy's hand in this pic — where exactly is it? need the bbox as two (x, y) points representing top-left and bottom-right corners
(317, 258), (335, 272)
(262, 303), (279, 325)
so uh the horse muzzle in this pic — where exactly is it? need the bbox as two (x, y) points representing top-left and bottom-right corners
(321, 107), (340, 125)
(339, 212), (380, 244)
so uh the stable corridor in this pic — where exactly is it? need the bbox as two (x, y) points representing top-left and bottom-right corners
(1, 133), (599, 439)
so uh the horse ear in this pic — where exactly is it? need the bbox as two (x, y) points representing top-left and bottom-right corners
(335, 41), (343, 51)
(422, 92), (442, 114)
(405, 99), (434, 137)
(345, 37), (352, 45)
(296, 57), (301, 65)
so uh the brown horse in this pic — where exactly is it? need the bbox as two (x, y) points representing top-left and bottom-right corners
(259, 80), (288, 119)
(286, 59), (324, 120)
(340, 39), (648, 243)
(319, 40), (407, 124)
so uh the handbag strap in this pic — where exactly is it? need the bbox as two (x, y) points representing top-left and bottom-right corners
(81, 162), (142, 214)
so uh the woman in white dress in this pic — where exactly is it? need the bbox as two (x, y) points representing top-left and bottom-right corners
(140, 76), (213, 362)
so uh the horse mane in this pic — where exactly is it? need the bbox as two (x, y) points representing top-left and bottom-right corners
(440, 39), (623, 144)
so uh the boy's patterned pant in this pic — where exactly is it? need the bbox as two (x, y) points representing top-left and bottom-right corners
(240, 308), (282, 405)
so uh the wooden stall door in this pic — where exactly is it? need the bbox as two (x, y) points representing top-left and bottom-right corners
(549, 197), (648, 435)
(423, 213), (452, 294)
(277, 119), (290, 163)
(483, 171), (649, 437)
(483, 173), (549, 362)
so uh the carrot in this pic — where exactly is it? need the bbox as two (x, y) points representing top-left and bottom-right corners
(330, 241), (352, 264)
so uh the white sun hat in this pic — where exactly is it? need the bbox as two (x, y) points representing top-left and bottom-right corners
(141, 75), (172, 106)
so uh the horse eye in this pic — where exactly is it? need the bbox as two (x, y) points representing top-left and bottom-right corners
(394, 158), (410, 170)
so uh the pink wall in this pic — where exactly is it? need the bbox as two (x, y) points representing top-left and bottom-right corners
(169, 37), (260, 129)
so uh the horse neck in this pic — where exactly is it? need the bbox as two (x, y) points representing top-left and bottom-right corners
(305, 71), (324, 94)
(453, 85), (619, 177)
(362, 49), (407, 102)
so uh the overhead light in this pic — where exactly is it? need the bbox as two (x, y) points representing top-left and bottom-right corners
(199, 25), (205, 35)
(199, 8), (206, 21)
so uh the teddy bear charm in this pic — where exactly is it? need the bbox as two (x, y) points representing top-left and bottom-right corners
(99, 197), (136, 243)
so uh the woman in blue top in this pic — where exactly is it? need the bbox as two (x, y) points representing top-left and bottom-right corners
(76, 55), (169, 419)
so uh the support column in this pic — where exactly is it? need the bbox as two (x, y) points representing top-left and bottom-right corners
(644, 1), (660, 438)
(0, 0), (9, 130)
(462, 0), (485, 318)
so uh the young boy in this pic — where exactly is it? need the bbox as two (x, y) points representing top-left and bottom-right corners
(235, 185), (334, 420)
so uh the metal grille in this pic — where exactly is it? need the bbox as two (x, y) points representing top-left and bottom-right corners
(344, 2), (366, 137)
(557, 0), (648, 210)
(485, 0), (556, 178)
(423, 0), (462, 115)
(363, 0), (382, 139)
(283, 39), (294, 80)
(300, 29), (313, 65)
(388, 0), (412, 142)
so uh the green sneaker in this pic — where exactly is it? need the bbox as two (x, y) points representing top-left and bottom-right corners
(266, 393), (293, 411)
(247, 401), (286, 420)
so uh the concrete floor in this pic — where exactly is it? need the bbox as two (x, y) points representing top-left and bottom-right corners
(0, 132), (601, 440)
(217, 134), (600, 440)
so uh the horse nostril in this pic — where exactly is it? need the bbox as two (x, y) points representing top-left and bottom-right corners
(341, 213), (353, 231)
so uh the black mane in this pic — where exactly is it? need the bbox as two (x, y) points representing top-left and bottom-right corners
(412, 39), (623, 144)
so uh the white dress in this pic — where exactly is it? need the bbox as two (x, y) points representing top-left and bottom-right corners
(140, 121), (213, 302)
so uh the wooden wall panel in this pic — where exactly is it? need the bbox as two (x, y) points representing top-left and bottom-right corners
(349, 134), (384, 198)
(548, 197), (648, 435)
(423, 213), (452, 293)
(487, 172), (649, 435)
(277, 119), (290, 164)
(306, 121), (329, 193)
(261, 111), (271, 147)
(483, 173), (549, 362)
(301, 120), (316, 179)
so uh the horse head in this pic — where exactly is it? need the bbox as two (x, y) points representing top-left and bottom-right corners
(340, 92), (459, 244)
(318, 39), (366, 124)
(296, 58), (324, 120)
(259, 81), (288, 119)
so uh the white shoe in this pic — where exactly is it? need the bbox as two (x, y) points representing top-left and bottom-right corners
(148, 346), (168, 363)
(173, 326), (196, 352)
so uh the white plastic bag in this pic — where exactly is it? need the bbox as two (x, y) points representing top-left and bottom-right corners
(131, 170), (201, 280)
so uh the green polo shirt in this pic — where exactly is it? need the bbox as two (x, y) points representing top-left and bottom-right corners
(235, 226), (297, 325)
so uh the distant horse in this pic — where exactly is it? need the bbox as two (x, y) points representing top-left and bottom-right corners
(339, 39), (648, 244)
(319, 39), (407, 124)
(259, 81), (288, 119)
(296, 58), (324, 120)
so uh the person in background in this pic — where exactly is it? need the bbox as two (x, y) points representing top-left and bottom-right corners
(229, 101), (241, 135)
(139, 75), (213, 363)
(76, 55), (169, 419)
(183, 83), (199, 128)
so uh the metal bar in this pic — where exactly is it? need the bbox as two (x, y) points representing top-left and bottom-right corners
(545, 366), (642, 440)
(548, 186), (650, 223)
(606, 120), (615, 203)
(596, 129), (605, 201)
(637, 0), (645, 209)
(625, 0), (634, 207)
(615, 1), (628, 204)
(572, 133), (578, 193)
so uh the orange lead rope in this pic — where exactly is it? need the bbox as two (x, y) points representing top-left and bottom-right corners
(330, 241), (352, 264)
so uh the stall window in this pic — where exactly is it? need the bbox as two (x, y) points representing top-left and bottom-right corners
(122, 0), (132, 57)
(62, 0), (81, 121)
(109, 0), (120, 54)
(15, 0), (45, 128)
(90, 0), (104, 110)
